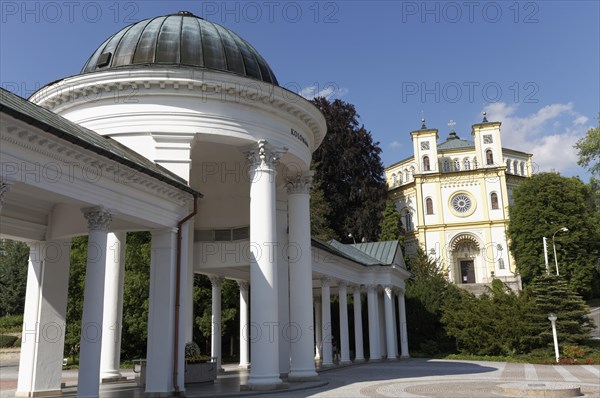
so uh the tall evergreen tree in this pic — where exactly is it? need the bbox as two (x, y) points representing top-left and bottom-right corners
(379, 200), (404, 241)
(523, 274), (594, 349)
(507, 172), (600, 296)
(311, 97), (388, 243)
(405, 248), (459, 352)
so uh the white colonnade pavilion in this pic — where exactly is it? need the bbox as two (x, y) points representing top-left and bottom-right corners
(2, 11), (410, 398)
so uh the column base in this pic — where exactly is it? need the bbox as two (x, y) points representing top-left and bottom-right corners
(400, 355), (410, 359)
(238, 363), (250, 369)
(353, 358), (365, 363)
(241, 381), (288, 392)
(288, 370), (319, 382)
(386, 356), (398, 361)
(16, 390), (62, 397)
(144, 391), (185, 398)
(339, 360), (352, 365)
(368, 358), (382, 362)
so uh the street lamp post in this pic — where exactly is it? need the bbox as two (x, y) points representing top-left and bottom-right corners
(542, 237), (549, 274)
(548, 312), (559, 363)
(552, 227), (568, 276)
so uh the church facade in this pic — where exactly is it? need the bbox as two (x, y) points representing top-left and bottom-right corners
(385, 116), (532, 291)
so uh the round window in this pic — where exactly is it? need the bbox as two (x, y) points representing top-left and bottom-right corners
(451, 194), (472, 213)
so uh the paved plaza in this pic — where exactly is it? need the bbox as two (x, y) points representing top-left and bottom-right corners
(1, 358), (599, 397)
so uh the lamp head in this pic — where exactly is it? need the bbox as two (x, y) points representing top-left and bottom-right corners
(548, 312), (557, 322)
(561, 227), (569, 232)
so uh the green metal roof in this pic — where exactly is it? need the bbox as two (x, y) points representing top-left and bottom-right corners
(0, 88), (201, 197)
(81, 11), (278, 85)
(352, 241), (399, 265)
(437, 131), (475, 151)
(327, 240), (381, 265)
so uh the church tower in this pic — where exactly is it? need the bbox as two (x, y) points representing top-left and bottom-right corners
(411, 118), (439, 174)
(471, 112), (503, 169)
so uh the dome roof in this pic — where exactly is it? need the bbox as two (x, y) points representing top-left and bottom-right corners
(81, 11), (278, 85)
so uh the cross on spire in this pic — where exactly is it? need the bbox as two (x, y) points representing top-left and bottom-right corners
(448, 120), (456, 132)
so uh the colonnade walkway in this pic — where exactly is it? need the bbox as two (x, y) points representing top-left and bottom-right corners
(2, 358), (599, 397)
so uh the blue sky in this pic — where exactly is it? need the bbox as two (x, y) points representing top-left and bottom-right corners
(1, 1), (598, 180)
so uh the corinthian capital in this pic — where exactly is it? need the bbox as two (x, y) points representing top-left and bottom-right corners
(81, 206), (112, 231)
(245, 139), (288, 170)
(286, 172), (314, 195)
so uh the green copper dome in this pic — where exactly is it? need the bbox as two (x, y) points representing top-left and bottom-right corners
(81, 11), (278, 85)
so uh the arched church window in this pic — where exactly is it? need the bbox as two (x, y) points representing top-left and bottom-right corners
(486, 150), (494, 165)
(513, 160), (518, 174)
(423, 156), (430, 171)
(410, 166), (416, 177)
(391, 173), (397, 186)
(464, 158), (471, 170)
(426, 198), (433, 215)
(454, 159), (460, 171)
(443, 160), (450, 172)
(398, 173), (403, 184)
(491, 192), (499, 209)
(402, 209), (413, 232)
(473, 157), (478, 169)
(506, 159), (511, 173)
(405, 169), (409, 182)
(520, 162), (525, 176)
(498, 258), (505, 270)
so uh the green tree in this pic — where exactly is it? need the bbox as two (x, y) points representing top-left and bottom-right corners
(64, 236), (87, 361)
(0, 240), (29, 316)
(310, 179), (336, 241)
(405, 248), (459, 353)
(193, 275), (239, 357)
(378, 200), (404, 241)
(120, 232), (151, 359)
(311, 97), (388, 242)
(522, 274), (594, 350)
(507, 172), (600, 296)
(574, 113), (600, 176)
(441, 280), (529, 355)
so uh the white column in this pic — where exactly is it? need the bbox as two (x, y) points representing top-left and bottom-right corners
(78, 207), (112, 398)
(209, 276), (223, 369)
(287, 174), (318, 380)
(398, 291), (410, 358)
(238, 281), (250, 368)
(100, 232), (126, 381)
(209, 276), (224, 372)
(366, 284), (380, 361)
(392, 289), (399, 358)
(384, 286), (397, 360)
(338, 281), (351, 364)
(378, 292), (386, 358)
(276, 197), (290, 377)
(321, 277), (333, 366)
(146, 228), (179, 394)
(351, 286), (364, 362)
(16, 239), (71, 397)
(246, 140), (284, 389)
(314, 297), (322, 360)
(185, 221), (195, 344)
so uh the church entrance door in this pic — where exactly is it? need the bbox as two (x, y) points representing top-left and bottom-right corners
(460, 260), (475, 283)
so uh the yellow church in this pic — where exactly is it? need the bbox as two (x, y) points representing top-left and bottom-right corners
(385, 114), (533, 293)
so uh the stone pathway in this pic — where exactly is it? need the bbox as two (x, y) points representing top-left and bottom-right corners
(1, 358), (599, 397)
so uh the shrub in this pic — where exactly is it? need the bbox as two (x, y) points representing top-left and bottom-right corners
(0, 334), (18, 348)
(185, 341), (201, 358)
(0, 315), (23, 333)
(563, 344), (585, 359)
